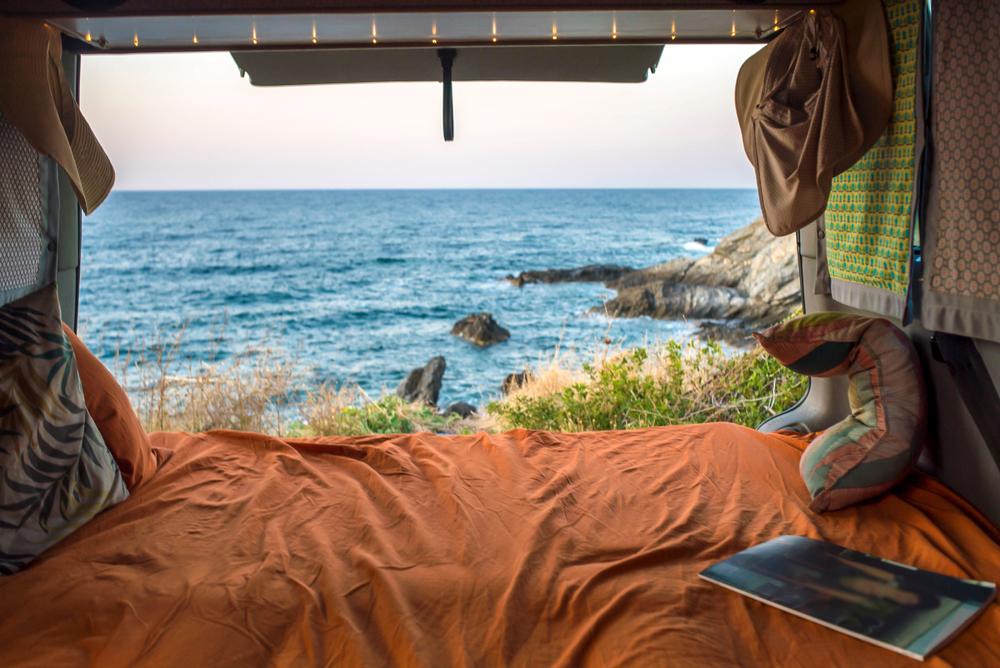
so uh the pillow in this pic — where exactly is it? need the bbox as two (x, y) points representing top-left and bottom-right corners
(62, 323), (156, 491)
(754, 312), (927, 512)
(0, 284), (128, 574)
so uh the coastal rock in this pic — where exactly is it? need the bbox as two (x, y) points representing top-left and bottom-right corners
(739, 230), (799, 308)
(502, 371), (533, 394)
(506, 264), (633, 287)
(442, 401), (478, 418)
(451, 313), (510, 347)
(600, 217), (800, 326)
(695, 322), (757, 348)
(396, 356), (446, 405)
(596, 281), (774, 322)
(509, 216), (800, 330)
(606, 258), (694, 291)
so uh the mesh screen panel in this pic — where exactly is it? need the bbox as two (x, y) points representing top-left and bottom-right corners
(0, 110), (44, 294)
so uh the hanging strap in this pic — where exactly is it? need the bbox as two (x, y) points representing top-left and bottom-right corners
(932, 332), (1000, 473)
(438, 49), (456, 142)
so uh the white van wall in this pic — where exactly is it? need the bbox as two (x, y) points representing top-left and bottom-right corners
(56, 51), (81, 329)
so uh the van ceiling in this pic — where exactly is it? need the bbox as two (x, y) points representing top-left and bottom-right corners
(2, 0), (843, 17)
(38, 7), (821, 53)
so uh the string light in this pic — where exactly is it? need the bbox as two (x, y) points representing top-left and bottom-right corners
(612, 11), (617, 39)
(133, 33), (138, 46)
(372, 15), (377, 43)
(193, 34), (198, 44)
(732, 9), (736, 37)
(252, 20), (257, 44)
(552, 12), (557, 40)
(312, 19), (317, 43)
(671, 17), (676, 40)
(492, 12), (497, 42)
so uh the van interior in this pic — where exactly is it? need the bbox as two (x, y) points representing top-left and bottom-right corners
(2, 1), (1000, 666)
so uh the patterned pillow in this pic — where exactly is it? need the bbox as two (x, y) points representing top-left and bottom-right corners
(754, 313), (927, 512)
(0, 284), (127, 574)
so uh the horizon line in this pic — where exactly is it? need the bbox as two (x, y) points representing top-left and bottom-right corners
(109, 186), (759, 193)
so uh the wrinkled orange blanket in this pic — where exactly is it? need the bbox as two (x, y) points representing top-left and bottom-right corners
(1, 424), (998, 667)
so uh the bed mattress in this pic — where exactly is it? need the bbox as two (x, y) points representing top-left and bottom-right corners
(1, 423), (998, 667)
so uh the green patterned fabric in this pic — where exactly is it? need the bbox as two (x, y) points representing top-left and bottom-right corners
(755, 313), (926, 512)
(0, 284), (127, 575)
(823, 0), (921, 318)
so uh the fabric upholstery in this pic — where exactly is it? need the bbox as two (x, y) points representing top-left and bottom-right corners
(755, 312), (926, 512)
(920, 0), (1000, 343)
(0, 283), (127, 575)
(821, 0), (921, 319)
(61, 323), (156, 491)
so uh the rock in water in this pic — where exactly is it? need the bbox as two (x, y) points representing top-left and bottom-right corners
(502, 371), (533, 394)
(451, 313), (510, 347)
(396, 356), (446, 405)
(505, 265), (633, 287)
(442, 401), (478, 418)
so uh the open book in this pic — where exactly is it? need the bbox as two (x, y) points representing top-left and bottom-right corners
(700, 536), (996, 661)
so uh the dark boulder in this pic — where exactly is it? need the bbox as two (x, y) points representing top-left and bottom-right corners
(395, 356), (446, 405)
(451, 313), (510, 347)
(502, 371), (534, 394)
(442, 401), (478, 419)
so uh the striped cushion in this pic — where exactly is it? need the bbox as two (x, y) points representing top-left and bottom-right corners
(754, 313), (926, 512)
(0, 284), (128, 574)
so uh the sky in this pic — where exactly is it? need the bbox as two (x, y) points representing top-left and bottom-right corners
(80, 44), (763, 190)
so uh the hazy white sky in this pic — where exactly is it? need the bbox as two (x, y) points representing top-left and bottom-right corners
(80, 44), (762, 190)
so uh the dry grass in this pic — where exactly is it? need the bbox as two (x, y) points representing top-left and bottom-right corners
(85, 318), (804, 438)
(88, 316), (494, 437)
(100, 316), (301, 436)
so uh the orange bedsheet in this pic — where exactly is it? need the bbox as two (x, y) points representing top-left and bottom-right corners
(1, 423), (998, 667)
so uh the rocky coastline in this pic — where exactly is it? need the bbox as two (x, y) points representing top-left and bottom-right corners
(506, 216), (800, 347)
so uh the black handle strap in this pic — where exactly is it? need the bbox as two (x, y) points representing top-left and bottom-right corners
(438, 49), (456, 142)
(932, 332), (1000, 474)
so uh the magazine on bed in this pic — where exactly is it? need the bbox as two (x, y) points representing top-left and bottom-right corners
(699, 535), (997, 661)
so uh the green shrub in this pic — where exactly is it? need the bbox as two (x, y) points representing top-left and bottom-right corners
(487, 340), (807, 432)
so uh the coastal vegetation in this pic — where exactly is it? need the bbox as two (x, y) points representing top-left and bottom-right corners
(99, 322), (806, 438)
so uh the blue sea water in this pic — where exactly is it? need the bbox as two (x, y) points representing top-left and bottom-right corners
(81, 189), (761, 406)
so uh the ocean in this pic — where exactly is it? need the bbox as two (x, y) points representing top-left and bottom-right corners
(80, 189), (761, 407)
